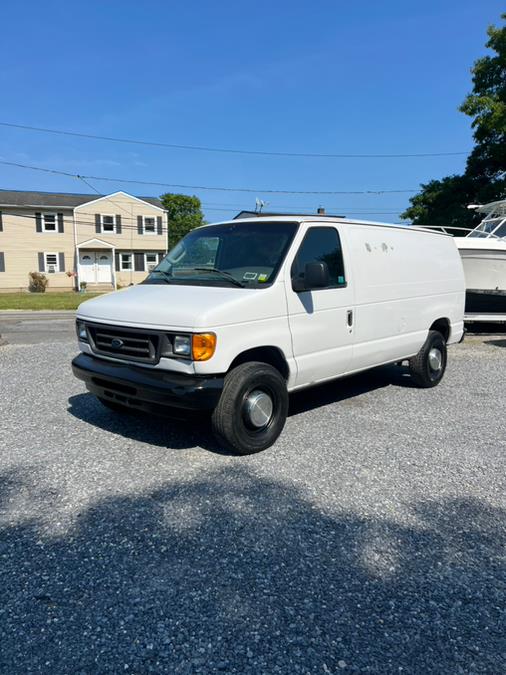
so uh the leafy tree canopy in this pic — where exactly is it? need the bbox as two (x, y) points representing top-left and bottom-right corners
(402, 14), (506, 230)
(160, 193), (205, 250)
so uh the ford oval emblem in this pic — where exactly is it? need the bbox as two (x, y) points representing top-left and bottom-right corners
(111, 338), (124, 349)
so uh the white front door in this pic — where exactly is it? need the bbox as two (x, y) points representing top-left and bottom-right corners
(79, 251), (112, 284)
(79, 253), (96, 283)
(97, 252), (113, 283)
(285, 225), (355, 386)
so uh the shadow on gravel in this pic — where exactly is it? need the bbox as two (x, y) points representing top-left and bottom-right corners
(68, 364), (413, 453)
(1, 465), (504, 673)
(67, 393), (228, 455)
(485, 339), (506, 349)
(289, 363), (416, 416)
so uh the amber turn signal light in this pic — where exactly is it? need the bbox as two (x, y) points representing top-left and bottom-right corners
(192, 333), (217, 361)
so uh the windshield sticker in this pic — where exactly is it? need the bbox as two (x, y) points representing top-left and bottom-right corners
(258, 274), (268, 282)
(243, 272), (258, 280)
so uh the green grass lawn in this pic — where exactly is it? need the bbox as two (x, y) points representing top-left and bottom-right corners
(0, 292), (105, 310)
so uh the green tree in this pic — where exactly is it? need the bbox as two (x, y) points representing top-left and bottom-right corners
(402, 14), (506, 229)
(160, 193), (205, 250)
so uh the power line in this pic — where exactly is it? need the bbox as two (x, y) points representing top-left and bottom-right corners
(200, 200), (406, 211)
(0, 121), (469, 159)
(0, 210), (168, 231)
(0, 208), (404, 229)
(0, 159), (419, 195)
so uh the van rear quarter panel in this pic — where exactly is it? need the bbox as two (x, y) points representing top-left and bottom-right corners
(346, 225), (465, 368)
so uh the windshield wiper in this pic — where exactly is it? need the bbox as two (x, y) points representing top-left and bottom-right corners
(192, 267), (245, 288)
(149, 269), (173, 284)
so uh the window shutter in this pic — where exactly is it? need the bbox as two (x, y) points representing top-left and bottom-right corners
(0, 252), (4, 272)
(0, 211), (3, 232)
(36, 213), (42, 233)
(57, 213), (64, 233)
(137, 216), (143, 234)
(157, 216), (162, 235)
(134, 252), (145, 271)
(95, 214), (101, 234)
(59, 252), (65, 272)
(116, 215), (122, 234)
(115, 252), (120, 271)
(38, 252), (45, 272)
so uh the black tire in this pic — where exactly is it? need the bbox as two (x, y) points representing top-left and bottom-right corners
(211, 361), (288, 455)
(98, 396), (130, 413)
(408, 330), (447, 388)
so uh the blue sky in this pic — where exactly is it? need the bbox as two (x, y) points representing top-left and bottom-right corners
(0, 0), (503, 222)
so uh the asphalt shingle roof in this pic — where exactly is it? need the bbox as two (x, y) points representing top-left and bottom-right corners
(0, 189), (163, 209)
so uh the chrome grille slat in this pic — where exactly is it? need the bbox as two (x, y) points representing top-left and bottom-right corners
(95, 332), (149, 345)
(87, 323), (160, 363)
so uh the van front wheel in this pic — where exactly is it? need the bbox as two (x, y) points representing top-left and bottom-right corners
(212, 362), (288, 455)
(409, 330), (447, 388)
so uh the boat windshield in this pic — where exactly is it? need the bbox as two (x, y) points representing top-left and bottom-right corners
(494, 222), (506, 238)
(145, 221), (298, 288)
(468, 217), (505, 239)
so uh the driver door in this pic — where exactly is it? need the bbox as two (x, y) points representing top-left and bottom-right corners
(285, 225), (354, 386)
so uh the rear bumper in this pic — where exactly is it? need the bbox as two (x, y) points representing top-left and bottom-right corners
(72, 352), (224, 413)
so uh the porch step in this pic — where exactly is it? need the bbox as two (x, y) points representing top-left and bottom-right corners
(83, 283), (115, 291)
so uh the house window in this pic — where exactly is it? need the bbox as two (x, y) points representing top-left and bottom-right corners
(120, 253), (133, 271)
(42, 213), (57, 232)
(143, 216), (156, 234)
(44, 252), (59, 273)
(101, 215), (116, 233)
(145, 252), (159, 271)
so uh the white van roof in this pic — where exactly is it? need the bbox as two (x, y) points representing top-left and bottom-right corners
(201, 214), (450, 236)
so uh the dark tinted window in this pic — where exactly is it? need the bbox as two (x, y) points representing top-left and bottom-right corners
(292, 227), (346, 288)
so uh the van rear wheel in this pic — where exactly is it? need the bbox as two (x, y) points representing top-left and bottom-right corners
(211, 361), (288, 455)
(409, 330), (447, 388)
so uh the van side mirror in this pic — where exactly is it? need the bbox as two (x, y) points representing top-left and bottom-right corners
(292, 261), (330, 292)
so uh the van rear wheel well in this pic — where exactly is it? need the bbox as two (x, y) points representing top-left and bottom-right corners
(229, 347), (289, 380)
(430, 318), (450, 342)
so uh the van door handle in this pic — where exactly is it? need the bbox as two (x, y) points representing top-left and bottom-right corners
(347, 309), (353, 327)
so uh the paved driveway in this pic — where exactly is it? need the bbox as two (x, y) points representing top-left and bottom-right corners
(0, 333), (505, 673)
(0, 311), (75, 344)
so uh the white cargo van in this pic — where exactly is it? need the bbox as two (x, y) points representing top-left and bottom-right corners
(72, 216), (465, 454)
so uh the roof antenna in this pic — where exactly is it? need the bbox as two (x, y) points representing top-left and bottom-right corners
(255, 198), (267, 213)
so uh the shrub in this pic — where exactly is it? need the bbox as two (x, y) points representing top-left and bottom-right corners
(29, 272), (48, 293)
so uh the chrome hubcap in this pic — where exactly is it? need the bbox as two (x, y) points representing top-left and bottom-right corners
(244, 390), (273, 429)
(428, 347), (443, 372)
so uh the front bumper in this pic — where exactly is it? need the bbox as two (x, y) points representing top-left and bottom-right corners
(72, 352), (224, 413)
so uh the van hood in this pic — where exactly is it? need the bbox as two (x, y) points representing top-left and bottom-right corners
(77, 282), (283, 331)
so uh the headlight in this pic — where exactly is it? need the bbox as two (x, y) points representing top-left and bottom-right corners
(173, 335), (191, 356)
(76, 321), (88, 341)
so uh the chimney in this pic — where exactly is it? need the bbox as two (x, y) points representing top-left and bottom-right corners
(317, 207), (326, 215)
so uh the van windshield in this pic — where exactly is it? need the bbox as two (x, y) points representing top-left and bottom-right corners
(146, 221), (298, 288)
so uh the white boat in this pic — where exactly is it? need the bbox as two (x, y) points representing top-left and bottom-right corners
(455, 200), (506, 316)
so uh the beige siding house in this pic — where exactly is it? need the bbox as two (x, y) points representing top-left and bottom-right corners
(0, 189), (168, 291)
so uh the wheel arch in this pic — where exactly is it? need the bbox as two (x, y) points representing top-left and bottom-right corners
(228, 346), (290, 380)
(430, 317), (451, 342)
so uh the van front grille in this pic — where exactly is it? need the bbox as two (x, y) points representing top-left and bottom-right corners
(87, 323), (160, 363)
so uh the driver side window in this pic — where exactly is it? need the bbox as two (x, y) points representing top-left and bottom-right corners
(291, 227), (346, 289)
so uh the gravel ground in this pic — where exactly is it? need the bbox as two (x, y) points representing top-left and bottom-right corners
(0, 336), (505, 673)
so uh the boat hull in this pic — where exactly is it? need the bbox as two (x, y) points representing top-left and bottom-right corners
(457, 244), (506, 315)
(465, 289), (506, 313)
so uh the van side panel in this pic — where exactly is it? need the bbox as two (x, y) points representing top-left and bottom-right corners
(346, 225), (465, 369)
